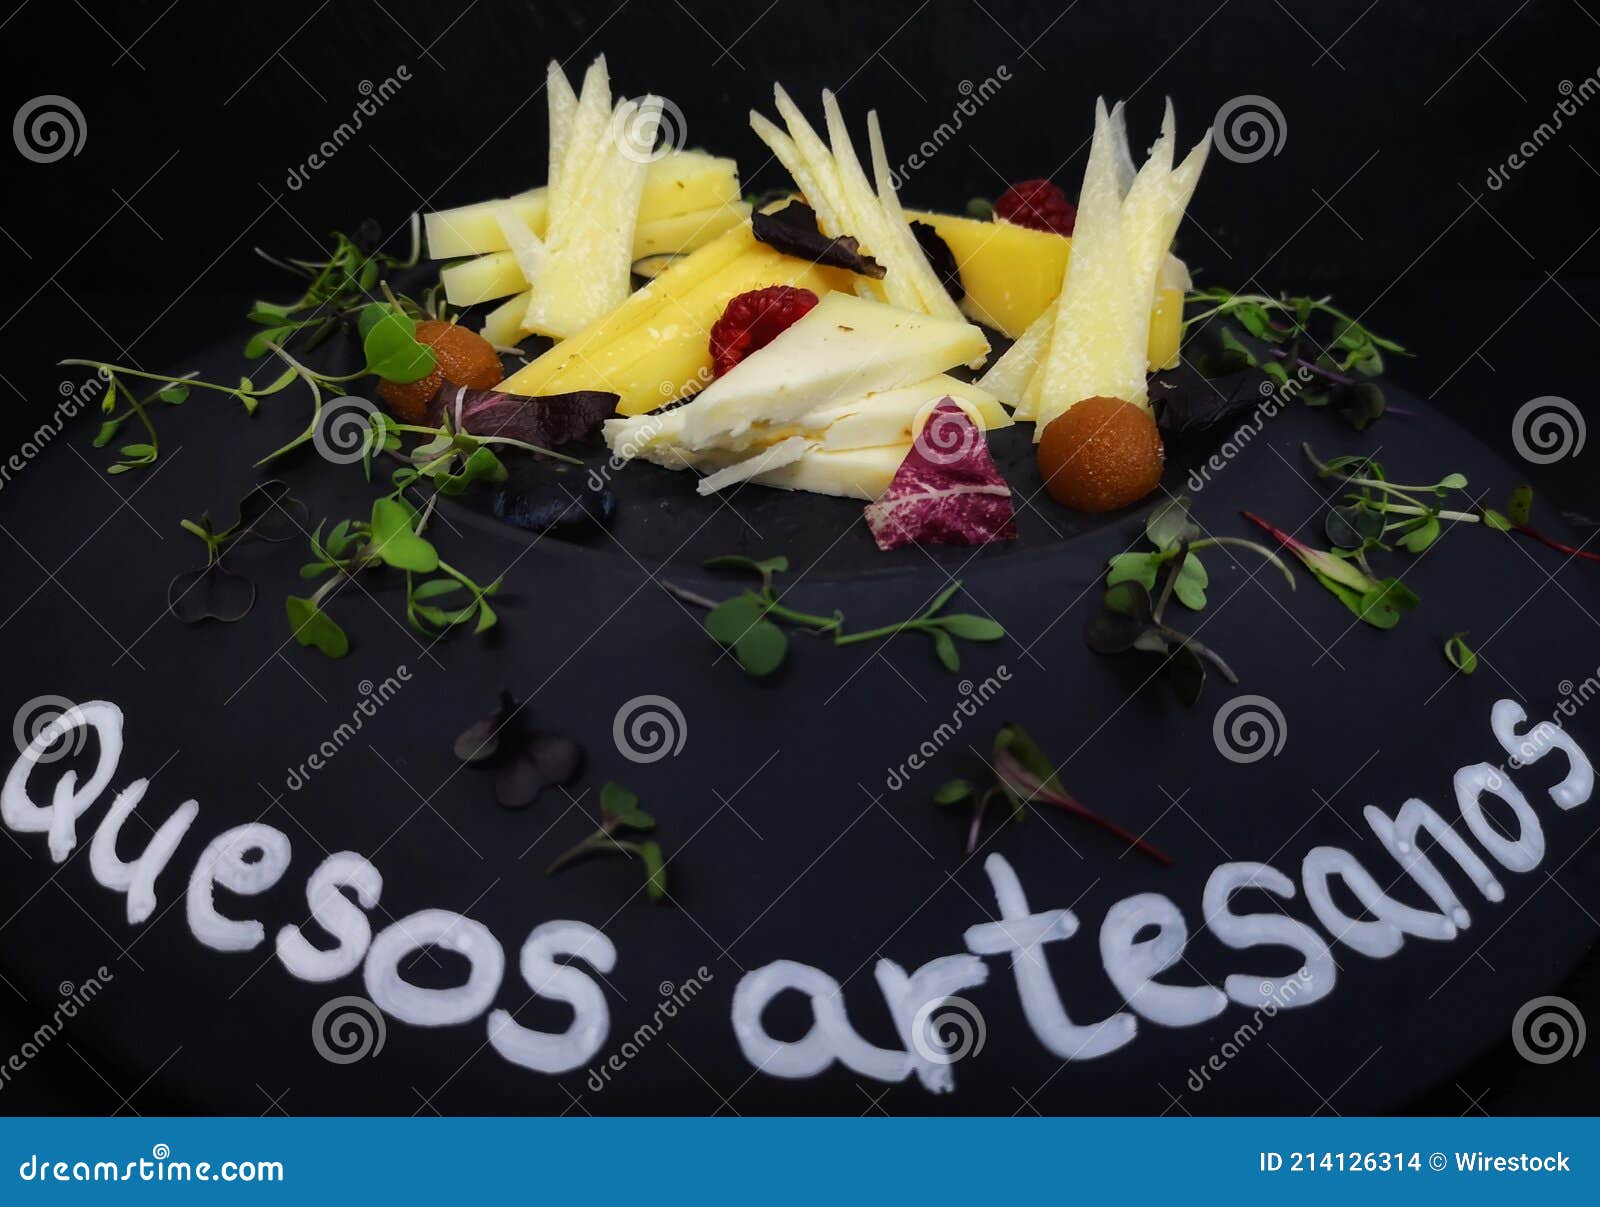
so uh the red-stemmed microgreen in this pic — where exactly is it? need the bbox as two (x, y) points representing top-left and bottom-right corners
(935, 724), (1170, 864)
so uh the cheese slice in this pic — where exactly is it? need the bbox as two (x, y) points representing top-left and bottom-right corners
(1030, 100), (1146, 432)
(606, 373), (1006, 461)
(424, 152), (743, 259)
(481, 289), (534, 347)
(503, 244), (843, 412)
(696, 436), (814, 495)
(633, 202), (752, 258)
(678, 292), (989, 449)
(752, 442), (911, 501)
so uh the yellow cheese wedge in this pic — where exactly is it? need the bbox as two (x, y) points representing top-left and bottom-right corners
(633, 202), (752, 258)
(907, 212), (1067, 339)
(501, 239), (847, 413)
(424, 152), (741, 259)
(441, 251), (526, 306)
(481, 289), (534, 347)
(909, 210), (1188, 372)
(1031, 100), (1147, 432)
(499, 222), (757, 394)
(679, 292), (989, 449)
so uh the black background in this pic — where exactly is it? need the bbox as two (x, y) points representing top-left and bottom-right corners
(0, 0), (1597, 1115)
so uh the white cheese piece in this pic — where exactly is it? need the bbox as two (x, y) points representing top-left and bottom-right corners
(750, 442), (911, 501)
(678, 292), (989, 449)
(865, 109), (970, 328)
(696, 436), (815, 495)
(981, 306), (1053, 416)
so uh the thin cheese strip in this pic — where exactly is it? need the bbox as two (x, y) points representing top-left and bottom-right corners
(866, 111), (969, 327)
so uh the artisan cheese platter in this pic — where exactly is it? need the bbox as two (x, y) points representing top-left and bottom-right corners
(8, 50), (1599, 1119)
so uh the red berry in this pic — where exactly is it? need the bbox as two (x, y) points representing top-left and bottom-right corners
(709, 285), (820, 377)
(994, 178), (1077, 236)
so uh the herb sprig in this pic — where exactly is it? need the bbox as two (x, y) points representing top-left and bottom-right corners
(547, 782), (667, 903)
(289, 494), (502, 658)
(1086, 498), (1293, 704)
(1184, 288), (1407, 429)
(935, 724), (1169, 863)
(666, 555), (1005, 676)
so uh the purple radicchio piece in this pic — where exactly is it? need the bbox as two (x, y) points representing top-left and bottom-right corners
(863, 399), (1018, 551)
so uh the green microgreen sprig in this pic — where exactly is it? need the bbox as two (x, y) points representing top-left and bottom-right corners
(667, 556), (1006, 676)
(288, 493), (502, 658)
(1086, 497), (1293, 705)
(1184, 288), (1407, 429)
(547, 782), (667, 903)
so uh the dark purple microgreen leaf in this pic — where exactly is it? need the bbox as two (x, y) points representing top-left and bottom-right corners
(432, 385), (617, 451)
(168, 563), (257, 624)
(751, 200), (886, 279)
(1152, 377), (1254, 437)
(1164, 641), (1207, 706)
(909, 221), (964, 302)
(234, 480), (308, 543)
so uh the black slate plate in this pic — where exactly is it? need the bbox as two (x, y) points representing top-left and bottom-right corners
(2, 330), (1597, 1116)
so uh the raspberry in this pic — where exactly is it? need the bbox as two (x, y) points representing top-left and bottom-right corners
(377, 320), (504, 423)
(709, 286), (820, 377)
(994, 179), (1077, 236)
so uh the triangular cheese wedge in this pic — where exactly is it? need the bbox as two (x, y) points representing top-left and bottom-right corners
(677, 292), (988, 449)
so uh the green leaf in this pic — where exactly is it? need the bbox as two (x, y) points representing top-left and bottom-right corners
(1445, 632), (1479, 675)
(934, 779), (972, 806)
(935, 614), (1005, 641)
(734, 619), (788, 677)
(705, 592), (766, 644)
(601, 781), (654, 829)
(1172, 553), (1209, 610)
(1106, 551), (1161, 591)
(474, 598), (498, 634)
(325, 518), (354, 557)
(362, 306), (437, 384)
(993, 724), (1062, 796)
(436, 445), (507, 495)
(1397, 514), (1440, 554)
(931, 629), (960, 671)
(411, 578), (464, 601)
(1482, 508), (1512, 533)
(1508, 484), (1533, 528)
(92, 418), (122, 447)
(298, 562), (332, 579)
(1438, 472), (1468, 491)
(1355, 578), (1420, 630)
(368, 496), (438, 572)
(284, 595), (349, 658)
(158, 384), (190, 405)
(1146, 496), (1200, 551)
(637, 840), (668, 903)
